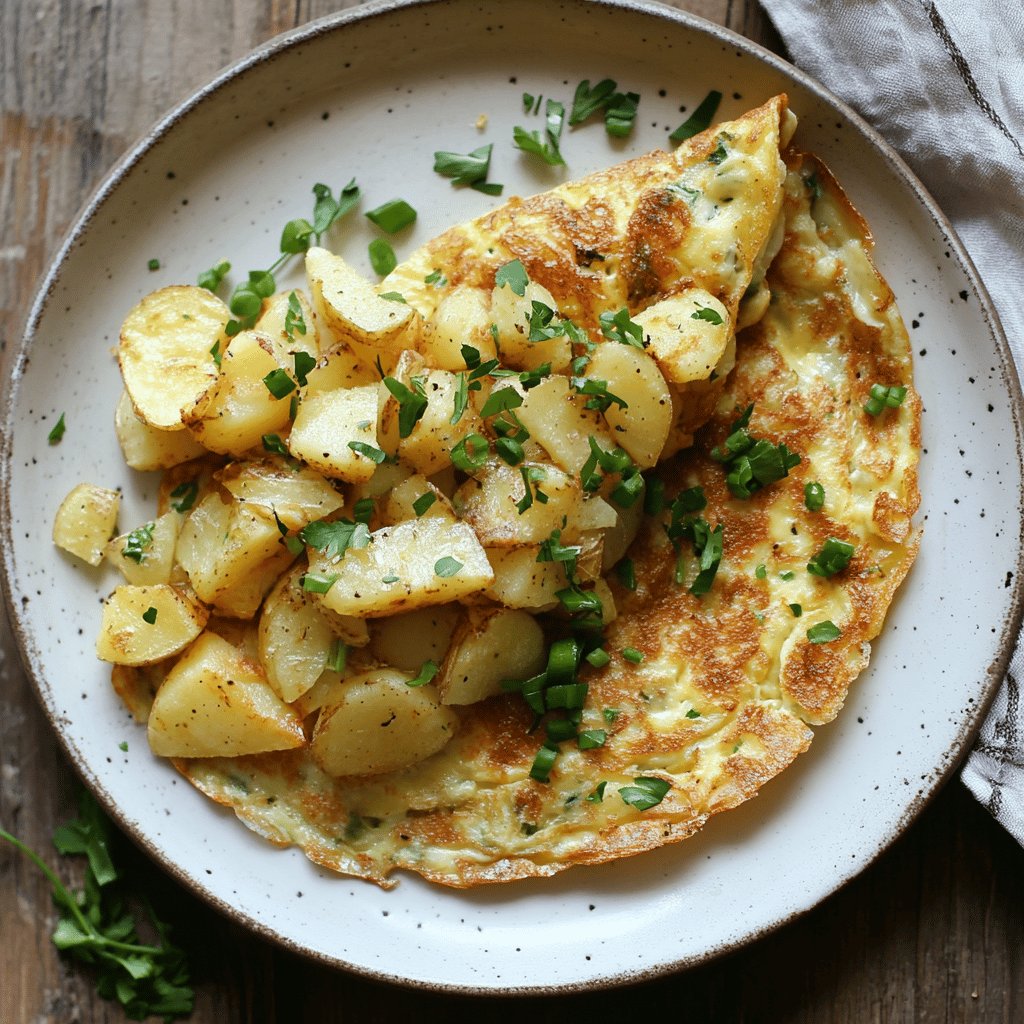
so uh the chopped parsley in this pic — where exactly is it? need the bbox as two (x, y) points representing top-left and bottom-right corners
(669, 89), (722, 143)
(365, 198), (417, 234)
(300, 572), (339, 594)
(262, 434), (290, 457)
(284, 291), (307, 338)
(434, 556), (463, 577)
(599, 306), (645, 348)
(412, 491), (436, 517)
(197, 259), (230, 292)
(710, 404), (801, 499)
(691, 304), (724, 325)
(383, 376), (429, 437)
(299, 518), (371, 560)
(619, 776), (671, 811)
(450, 432), (489, 472)
(347, 440), (386, 464)
(48, 413), (66, 445)
(807, 620), (842, 644)
(168, 481), (199, 513)
(147, 258), (160, 271)
(406, 659), (439, 687)
(494, 258), (529, 296)
(122, 523), (155, 564)
(142, 606), (158, 624)
(604, 91), (639, 137)
(433, 144), (503, 195)
(569, 78), (618, 124)
(263, 368), (296, 400)
(512, 98), (566, 166)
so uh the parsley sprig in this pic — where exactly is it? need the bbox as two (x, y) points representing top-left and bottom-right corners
(0, 789), (194, 1021)
(710, 404), (801, 499)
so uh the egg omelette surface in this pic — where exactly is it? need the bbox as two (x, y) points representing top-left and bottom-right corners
(119, 97), (920, 887)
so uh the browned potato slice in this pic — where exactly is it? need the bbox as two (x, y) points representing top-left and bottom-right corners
(310, 669), (458, 776)
(421, 285), (497, 370)
(96, 584), (208, 665)
(309, 518), (493, 617)
(175, 492), (282, 604)
(52, 483), (120, 566)
(436, 606), (546, 705)
(105, 513), (180, 586)
(287, 384), (381, 482)
(209, 547), (296, 620)
(369, 604), (461, 671)
(586, 342), (672, 469)
(114, 390), (207, 471)
(306, 247), (420, 363)
(380, 474), (455, 526)
(483, 546), (565, 611)
(454, 460), (580, 546)
(184, 330), (292, 456)
(398, 369), (486, 476)
(217, 459), (344, 531)
(110, 662), (171, 723)
(634, 290), (731, 385)
(600, 494), (646, 572)
(119, 285), (228, 430)
(254, 289), (319, 363)
(490, 279), (571, 372)
(147, 631), (304, 757)
(258, 565), (339, 703)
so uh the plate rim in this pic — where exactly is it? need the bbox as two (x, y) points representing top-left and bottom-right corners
(3, 0), (1023, 993)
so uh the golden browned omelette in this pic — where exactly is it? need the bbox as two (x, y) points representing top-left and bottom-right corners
(85, 95), (919, 888)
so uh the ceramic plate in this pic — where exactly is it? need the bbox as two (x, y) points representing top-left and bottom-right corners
(3, 0), (1022, 993)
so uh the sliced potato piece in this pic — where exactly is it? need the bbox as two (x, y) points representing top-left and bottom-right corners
(96, 584), (208, 666)
(218, 459), (344, 531)
(586, 342), (672, 469)
(483, 546), (565, 611)
(254, 289), (319, 363)
(115, 390), (207, 470)
(453, 460), (580, 546)
(508, 375), (616, 475)
(287, 384), (380, 482)
(53, 483), (120, 566)
(381, 474), (456, 526)
(209, 547), (296, 620)
(147, 631), (304, 757)
(600, 495), (645, 572)
(259, 565), (339, 702)
(106, 513), (180, 586)
(634, 290), (731, 385)
(421, 284), (497, 370)
(398, 369), (485, 477)
(306, 247), (420, 362)
(156, 458), (220, 518)
(310, 518), (493, 617)
(119, 285), (228, 430)
(303, 343), (377, 393)
(183, 330), (292, 456)
(310, 669), (458, 777)
(436, 606), (546, 705)
(369, 604), (461, 671)
(490, 279), (571, 371)
(110, 662), (170, 723)
(175, 492), (282, 604)
(291, 668), (347, 718)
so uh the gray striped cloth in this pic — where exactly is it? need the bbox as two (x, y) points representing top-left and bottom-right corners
(761, 0), (1024, 844)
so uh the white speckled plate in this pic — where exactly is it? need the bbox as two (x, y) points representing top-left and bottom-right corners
(3, 0), (1022, 993)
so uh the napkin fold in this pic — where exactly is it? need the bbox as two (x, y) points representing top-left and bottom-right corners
(760, 0), (1024, 844)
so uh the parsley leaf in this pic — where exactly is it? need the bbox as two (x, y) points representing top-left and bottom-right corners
(807, 620), (842, 643)
(122, 523), (155, 564)
(619, 776), (671, 811)
(599, 307), (645, 348)
(495, 258), (529, 296)
(569, 78), (618, 125)
(48, 413), (66, 445)
(604, 91), (639, 137)
(299, 518), (371, 560)
(406, 660), (439, 687)
(669, 89), (722, 143)
(433, 144), (503, 195)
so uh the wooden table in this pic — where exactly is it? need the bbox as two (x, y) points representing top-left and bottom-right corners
(3, 1), (1022, 1020)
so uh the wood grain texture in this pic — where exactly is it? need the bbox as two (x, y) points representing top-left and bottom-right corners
(1, 1), (1021, 1021)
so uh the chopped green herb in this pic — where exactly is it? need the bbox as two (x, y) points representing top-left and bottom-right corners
(789, 603), (803, 617)
(708, 137), (729, 165)
(122, 522), (155, 564)
(512, 99), (566, 166)
(142, 606), (158, 625)
(691, 304), (724, 325)
(530, 744), (559, 783)
(807, 537), (855, 578)
(381, 574), (400, 584)
(434, 556), (463, 578)
(619, 776), (671, 811)
(197, 259), (231, 292)
(587, 648), (611, 669)
(263, 368), (296, 400)
(494, 258), (529, 296)
(379, 291), (407, 303)
(262, 434), (289, 457)
(48, 413), (66, 445)
(406, 659), (439, 687)
(300, 572), (339, 594)
(327, 639), (347, 673)
(209, 339), (222, 368)
(644, 476), (666, 516)
(805, 171), (824, 201)
(586, 781), (608, 803)
(569, 78), (618, 125)
(755, 563), (767, 580)
(352, 497), (374, 525)
(578, 730), (607, 750)
(804, 481), (825, 511)
(599, 306), (645, 348)
(299, 518), (371, 560)
(293, 350), (316, 387)
(669, 89), (722, 142)
(602, 708), (621, 723)
(480, 387), (524, 419)
(424, 269), (447, 288)
(516, 464), (549, 513)
(864, 383), (908, 416)
(368, 237), (397, 276)
(572, 377), (628, 412)
(450, 432), (490, 472)
(365, 198), (417, 234)
(147, 258), (160, 271)
(615, 558), (637, 591)
(604, 91), (639, 137)
(383, 376), (429, 438)
(621, 647), (644, 664)
(347, 440), (386, 464)
(118, 741), (128, 752)
(169, 481), (199, 513)
(285, 291), (308, 338)
(522, 92), (536, 113)
(779, 570), (795, 581)
(807, 620), (842, 644)
(686, 708), (701, 719)
(412, 491), (437, 517)
(433, 144), (503, 195)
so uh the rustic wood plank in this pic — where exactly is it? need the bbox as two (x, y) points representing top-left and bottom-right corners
(2, 1), (1022, 1022)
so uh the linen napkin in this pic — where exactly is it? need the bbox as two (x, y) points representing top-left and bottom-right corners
(759, 0), (1024, 843)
